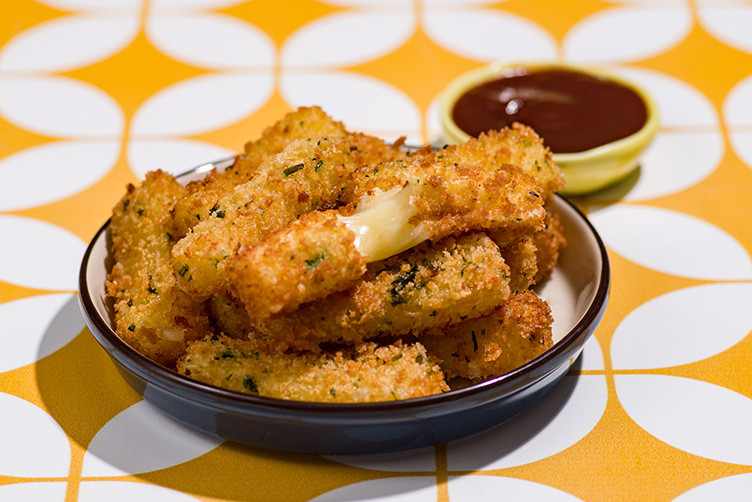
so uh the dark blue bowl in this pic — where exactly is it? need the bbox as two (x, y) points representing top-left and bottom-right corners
(78, 159), (609, 455)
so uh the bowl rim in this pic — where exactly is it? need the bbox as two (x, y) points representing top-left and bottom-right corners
(439, 60), (659, 160)
(78, 174), (610, 416)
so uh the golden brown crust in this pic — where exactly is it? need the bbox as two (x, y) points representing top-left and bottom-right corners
(254, 233), (511, 350)
(533, 209), (567, 284)
(407, 159), (545, 241)
(177, 335), (449, 402)
(499, 235), (539, 293)
(206, 291), (252, 339)
(227, 210), (367, 319)
(105, 108), (566, 402)
(170, 134), (378, 301)
(170, 106), (402, 239)
(444, 124), (565, 202)
(419, 290), (553, 381)
(345, 123), (563, 205)
(106, 170), (213, 366)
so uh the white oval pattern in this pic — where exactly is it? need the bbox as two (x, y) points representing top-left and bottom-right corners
(565, 7), (691, 63)
(422, 9), (557, 62)
(127, 139), (234, 178)
(0, 140), (120, 211)
(614, 68), (718, 128)
(36, 0), (141, 11)
(723, 73), (752, 128)
(130, 73), (273, 136)
(729, 132), (752, 171)
(0, 14), (139, 72)
(0, 392), (71, 477)
(151, 0), (247, 9)
(282, 11), (415, 68)
(325, 446), (436, 473)
(0, 215), (86, 291)
(146, 13), (275, 70)
(78, 481), (202, 502)
(82, 400), (223, 476)
(579, 335), (605, 372)
(309, 477), (438, 502)
(616, 374), (752, 465)
(446, 375), (607, 470)
(698, 7), (752, 55)
(588, 205), (752, 280)
(0, 76), (123, 138)
(280, 71), (420, 140)
(591, 131), (723, 202)
(0, 293), (83, 373)
(612, 283), (752, 370)
(673, 473), (752, 502)
(448, 475), (583, 501)
(0, 482), (67, 500)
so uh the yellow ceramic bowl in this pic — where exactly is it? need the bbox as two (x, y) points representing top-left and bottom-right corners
(440, 62), (659, 195)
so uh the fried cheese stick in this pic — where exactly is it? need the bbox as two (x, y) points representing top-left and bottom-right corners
(171, 133), (401, 301)
(170, 106), (398, 239)
(419, 290), (554, 381)
(177, 335), (449, 402)
(343, 123), (563, 206)
(252, 233), (512, 351)
(499, 235), (539, 294)
(533, 210), (567, 284)
(106, 170), (213, 366)
(228, 153), (544, 318)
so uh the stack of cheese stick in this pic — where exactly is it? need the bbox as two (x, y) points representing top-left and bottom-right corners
(106, 106), (565, 403)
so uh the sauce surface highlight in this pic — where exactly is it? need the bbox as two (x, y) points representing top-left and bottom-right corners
(452, 68), (648, 154)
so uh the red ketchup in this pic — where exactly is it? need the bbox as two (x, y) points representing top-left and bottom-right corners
(451, 67), (648, 154)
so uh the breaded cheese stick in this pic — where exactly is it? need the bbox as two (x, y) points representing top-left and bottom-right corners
(177, 335), (449, 402)
(228, 154), (544, 318)
(419, 290), (554, 381)
(171, 106), (399, 239)
(227, 210), (367, 317)
(106, 170), (213, 366)
(253, 233), (511, 351)
(493, 202), (566, 291)
(533, 210), (567, 284)
(344, 123), (563, 205)
(439, 124), (564, 202)
(499, 235), (539, 294)
(171, 133), (392, 301)
(206, 290), (252, 340)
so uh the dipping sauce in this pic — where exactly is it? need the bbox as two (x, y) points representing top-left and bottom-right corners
(451, 67), (648, 154)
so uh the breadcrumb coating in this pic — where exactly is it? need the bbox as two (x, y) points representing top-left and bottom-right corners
(170, 106), (402, 239)
(106, 170), (213, 366)
(344, 123), (563, 204)
(499, 235), (539, 293)
(177, 335), (449, 402)
(229, 144), (546, 317)
(171, 134), (387, 301)
(441, 124), (565, 202)
(533, 210), (567, 284)
(254, 233), (511, 350)
(104, 107), (567, 402)
(228, 209), (367, 319)
(419, 290), (553, 381)
(206, 291), (252, 340)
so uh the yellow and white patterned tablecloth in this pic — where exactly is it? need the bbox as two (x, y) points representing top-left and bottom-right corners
(2, 1), (752, 500)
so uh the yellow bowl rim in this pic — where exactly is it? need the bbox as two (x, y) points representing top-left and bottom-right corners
(439, 61), (660, 161)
